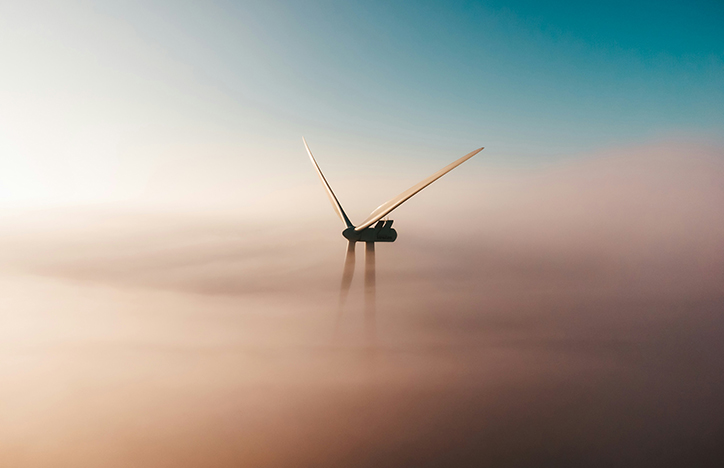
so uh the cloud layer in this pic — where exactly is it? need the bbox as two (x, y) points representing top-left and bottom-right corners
(1, 142), (723, 467)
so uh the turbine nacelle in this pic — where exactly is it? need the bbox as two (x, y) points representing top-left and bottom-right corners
(343, 220), (397, 243)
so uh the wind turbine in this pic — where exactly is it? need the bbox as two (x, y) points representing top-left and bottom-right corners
(303, 138), (483, 338)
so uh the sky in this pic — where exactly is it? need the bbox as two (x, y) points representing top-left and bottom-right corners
(1, 2), (723, 467)
(0, 0), (722, 208)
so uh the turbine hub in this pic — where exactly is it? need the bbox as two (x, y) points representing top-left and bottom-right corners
(343, 220), (397, 243)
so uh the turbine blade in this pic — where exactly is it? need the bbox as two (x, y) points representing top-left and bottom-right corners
(355, 146), (484, 231)
(364, 242), (376, 342)
(303, 137), (354, 229)
(339, 241), (356, 308)
(335, 241), (356, 335)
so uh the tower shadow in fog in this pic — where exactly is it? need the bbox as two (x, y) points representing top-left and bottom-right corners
(303, 138), (483, 344)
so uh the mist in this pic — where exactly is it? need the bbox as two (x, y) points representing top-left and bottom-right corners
(1, 142), (723, 467)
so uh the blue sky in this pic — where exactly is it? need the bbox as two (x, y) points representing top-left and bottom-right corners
(1, 1), (722, 206)
(102, 0), (723, 151)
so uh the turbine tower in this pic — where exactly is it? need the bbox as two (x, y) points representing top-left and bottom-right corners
(304, 138), (483, 339)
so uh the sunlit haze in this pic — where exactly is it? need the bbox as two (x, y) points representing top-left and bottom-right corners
(1, 1), (723, 467)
